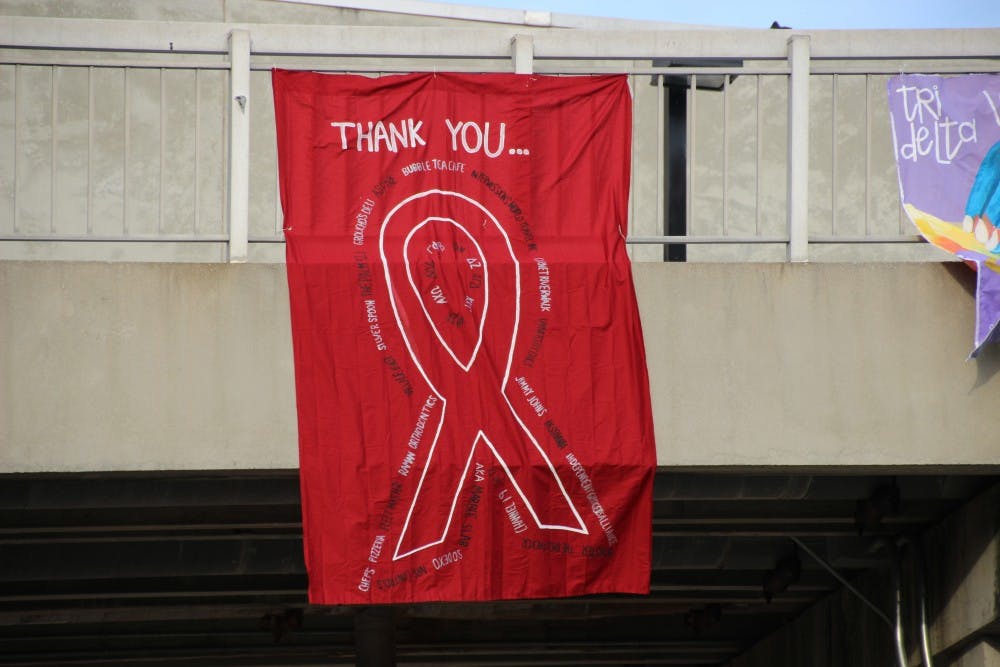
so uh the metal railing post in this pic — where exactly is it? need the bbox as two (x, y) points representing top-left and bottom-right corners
(787, 34), (810, 262)
(512, 34), (534, 74)
(228, 29), (251, 263)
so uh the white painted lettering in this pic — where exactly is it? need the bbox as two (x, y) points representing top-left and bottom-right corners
(445, 118), (462, 151)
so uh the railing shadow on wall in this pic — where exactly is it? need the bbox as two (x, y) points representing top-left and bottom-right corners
(1, 17), (998, 263)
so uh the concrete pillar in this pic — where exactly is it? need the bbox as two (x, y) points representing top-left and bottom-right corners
(946, 641), (1000, 667)
(354, 606), (396, 666)
(924, 483), (1000, 660)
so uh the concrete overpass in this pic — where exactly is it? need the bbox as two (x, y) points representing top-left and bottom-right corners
(1, 2), (999, 665)
(3, 260), (1000, 472)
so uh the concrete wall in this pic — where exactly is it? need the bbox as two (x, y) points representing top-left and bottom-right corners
(0, 262), (297, 471)
(3, 260), (999, 473)
(636, 261), (1000, 469)
(949, 641), (1000, 667)
(924, 483), (1000, 662)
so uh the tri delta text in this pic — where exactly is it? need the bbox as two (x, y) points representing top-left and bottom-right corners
(330, 118), (507, 157)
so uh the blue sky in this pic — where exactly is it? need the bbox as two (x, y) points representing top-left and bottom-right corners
(452, 0), (998, 29)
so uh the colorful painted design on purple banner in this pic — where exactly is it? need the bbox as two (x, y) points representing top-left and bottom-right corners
(888, 74), (1000, 355)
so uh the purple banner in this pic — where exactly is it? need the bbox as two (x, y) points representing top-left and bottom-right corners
(888, 74), (1000, 355)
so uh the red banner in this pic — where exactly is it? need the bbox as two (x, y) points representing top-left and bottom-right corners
(274, 70), (655, 604)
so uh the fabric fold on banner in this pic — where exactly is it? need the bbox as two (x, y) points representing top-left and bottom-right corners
(273, 70), (656, 604)
(888, 74), (1000, 356)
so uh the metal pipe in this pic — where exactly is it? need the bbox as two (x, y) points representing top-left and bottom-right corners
(887, 540), (909, 667)
(0, 234), (229, 242)
(808, 235), (923, 244)
(913, 539), (935, 667)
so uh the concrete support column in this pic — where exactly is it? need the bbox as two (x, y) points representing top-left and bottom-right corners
(354, 606), (396, 666)
(924, 483), (1000, 661)
(946, 641), (1000, 667)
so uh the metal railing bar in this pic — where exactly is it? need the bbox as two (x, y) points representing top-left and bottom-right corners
(246, 62), (791, 75)
(233, 238), (853, 249)
(0, 234), (230, 242)
(627, 235), (789, 244)
(623, 235), (924, 244)
(809, 235), (923, 243)
(250, 56), (508, 74)
(0, 234), (928, 245)
(521, 64), (789, 74)
(0, 58), (229, 70)
(811, 63), (1000, 75)
(12, 55), (996, 77)
(5, 55), (996, 77)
